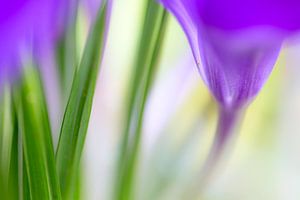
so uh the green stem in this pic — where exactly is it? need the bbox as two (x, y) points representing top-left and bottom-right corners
(183, 106), (244, 199)
(200, 107), (241, 181)
(115, 2), (168, 200)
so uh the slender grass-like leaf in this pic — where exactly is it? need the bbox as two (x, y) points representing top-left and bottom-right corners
(55, 1), (110, 199)
(115, 1), (168, 199)
(22, 153), (31, 200)
(8, 123), (19, 200)
(56, 0), (79, 99)
(14, 66), (61, 200)
(0, 87), (14, 184)
(0, 86), (19, 200)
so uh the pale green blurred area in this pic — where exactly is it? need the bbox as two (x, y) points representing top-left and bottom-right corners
(81, 1), (300, 200)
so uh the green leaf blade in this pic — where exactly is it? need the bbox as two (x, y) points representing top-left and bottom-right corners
(55, 1), (110, 199)
(0, 86), (19, 200)
(115, 1), (169, 199)
(15, 66), (61, 200)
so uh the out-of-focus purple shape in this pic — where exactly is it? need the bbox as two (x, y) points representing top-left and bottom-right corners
(159, 0), (300, 109)
(84, 0), (103, 21)
(84, 0), (113, 52)
(0, 0), (67, 86)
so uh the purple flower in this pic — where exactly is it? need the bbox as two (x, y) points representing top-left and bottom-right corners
(0, 0), (67, 86)
(159, 0), (300, 109)
(159, 0), (300, 181)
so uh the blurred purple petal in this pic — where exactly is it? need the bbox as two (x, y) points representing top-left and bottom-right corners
(84, 0), (103, 21)
(0, 0), (68, 86)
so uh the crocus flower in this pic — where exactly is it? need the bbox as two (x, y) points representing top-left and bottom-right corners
(0, 0), (68, 87)
(159, 0), (300, 181)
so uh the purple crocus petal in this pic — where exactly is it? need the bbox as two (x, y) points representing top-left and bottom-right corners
(198, 28), (282, 108)
(200, 0), (300, 32)
(159, 0), (202, 69)
(160, 0), (300, 108)
(0, 0), (68, 86)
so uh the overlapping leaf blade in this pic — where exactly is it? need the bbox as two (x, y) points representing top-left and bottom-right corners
(14, 66), (61, 200)
(55, 1), (110, 199)
(0, 86), (19, 200)
(115, 1), (169, 199)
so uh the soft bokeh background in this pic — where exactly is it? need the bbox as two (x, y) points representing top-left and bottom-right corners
(79, 0), (300, 199)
